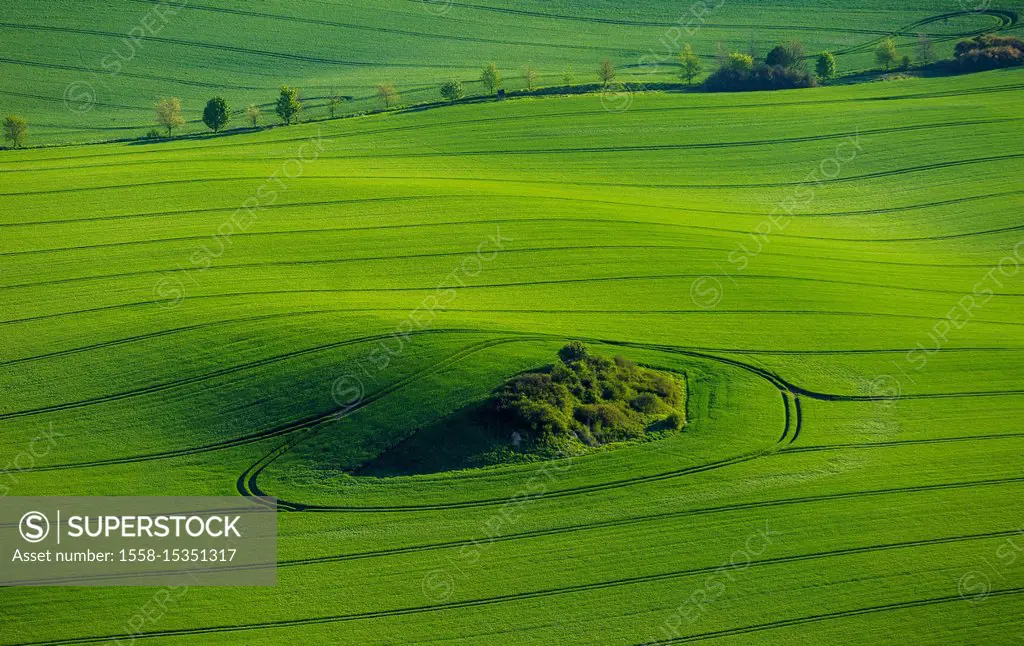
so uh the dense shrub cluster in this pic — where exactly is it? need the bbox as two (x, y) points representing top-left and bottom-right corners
(705, 62), (815, 92)
(492, 343), (685, 447)
(952, 35), (1024, 71)
(705, 41), (815, 92)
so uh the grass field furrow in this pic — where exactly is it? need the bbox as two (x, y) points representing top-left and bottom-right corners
(640, 589), (1024, 644)
(7, 150), (1022, 197)
(0, 22), (483, 70)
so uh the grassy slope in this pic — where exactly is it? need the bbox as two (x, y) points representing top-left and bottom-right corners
(0, 65), (1022, 644)
(0, 0), (1016, 143)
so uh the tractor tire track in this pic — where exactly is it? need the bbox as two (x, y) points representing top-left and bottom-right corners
(5, 152), (1022, 198)
(833, 9), (1017, 56)
(0, 22), (480, 70)
(7, 520), (1016, 587)
(241, 337), (795, 511)
(336, 153), (1024, 192)
(5, 239), (1015, 290)
(4, 81), (1022, 167)
(6, 209), (1024, 260)
(611, 339), (1024, 403)
(0, 332), (509, 472)
(12, 545), (1024, 644)
(0, 195), (449, 228)
(236, 337), (548, 507)
(6, 296), (1024, 334)
(782, 432), (1024, 453)
(0, 331), (460, 421)
(0, 56), (268, 91)
(640, 588), (1024, 644)
(124, 0), (647, 56)
(258, 452), (775, 513)
(8, 118), (1019, 175)
(3, 311), (1015, 368)
(4, 188), (1022, 231)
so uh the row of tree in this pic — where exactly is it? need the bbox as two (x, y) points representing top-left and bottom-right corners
(151, 60), (630, 130)
(437, 60), (622, 103)
(150, 84), (403, 137)
(440, 35), (935, 102)
(699, 34), (946, 92)
(0, 34), (1009, 148)
(153, 86), (300, 137)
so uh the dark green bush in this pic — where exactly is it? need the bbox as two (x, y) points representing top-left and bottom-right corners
(954, 35), (1024, 58)
(614, 355), (637, 371)
(644, 373), (683, 404)
(705, 63), (815, 92)
(665, 411), (686, 431)
(952, 35), (1024, 72)
(765, 41), (805, 69)
(515, 401), (571, 435)
(601, 379), (629, 401)
(498, 373), (570, 409)
(576, 403), (630, 432)
(491, 343), (686, 448)
(630, 392), (662, 414)
(558, 341), (590, 363)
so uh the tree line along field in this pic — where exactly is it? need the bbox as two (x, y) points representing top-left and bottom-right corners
(0, 0), (1019, 144)
(1, 57), (1023, 643)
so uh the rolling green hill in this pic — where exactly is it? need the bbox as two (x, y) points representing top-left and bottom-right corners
(0, 0), (1019, 143)
(1, 58), (1023, 644)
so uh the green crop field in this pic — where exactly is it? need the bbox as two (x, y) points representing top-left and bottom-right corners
(2, 1), (1024, 645)
(2, 0), (1020, 144)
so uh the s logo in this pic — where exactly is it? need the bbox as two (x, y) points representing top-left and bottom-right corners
(19, 511), (49, 543)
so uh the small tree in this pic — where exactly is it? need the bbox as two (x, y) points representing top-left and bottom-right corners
(245, 104), (261, 127)
(815, 51), (837, 80)
(377, 84), (398, 109)
(202, 97), (229, 133)
(678, 44), (703, 85)
(788, 40), (807, 68)
(275, 86), (302, 125)
(480, 63), (502, 95)
(766, 45), (793, 68)
(328, 96), (342, 118)
(562, 65), (576, 85)
(3, 115), (27, 148)
(523, 64), (539, 91)
(765, 41), (805, 69)
(917, 34), (935, 64)
(598, 59), (616, 87)
(155, 97), (185, 137)
(875, 38), (899, 70)
(558, 341), (590, 364)
(724, 52), (754, 73)
(439, 79), (464, 103)
(745, 35), (760, 60)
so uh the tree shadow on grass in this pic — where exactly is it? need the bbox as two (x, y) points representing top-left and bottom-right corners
(353, 403), (544, 477)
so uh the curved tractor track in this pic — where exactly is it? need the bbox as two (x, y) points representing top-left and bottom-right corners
(3, 330), (521, 473)
(13, 545), (1024, 644)
(238, 332), (811, 512)
(834, 8), (1017, 56)
(241, 328), (1021, 513)
(6, 478), (1024, 587)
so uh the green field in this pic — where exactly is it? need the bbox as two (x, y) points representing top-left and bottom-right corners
(2, 0), (1019, 144)
(2, 1), (1024, 645)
